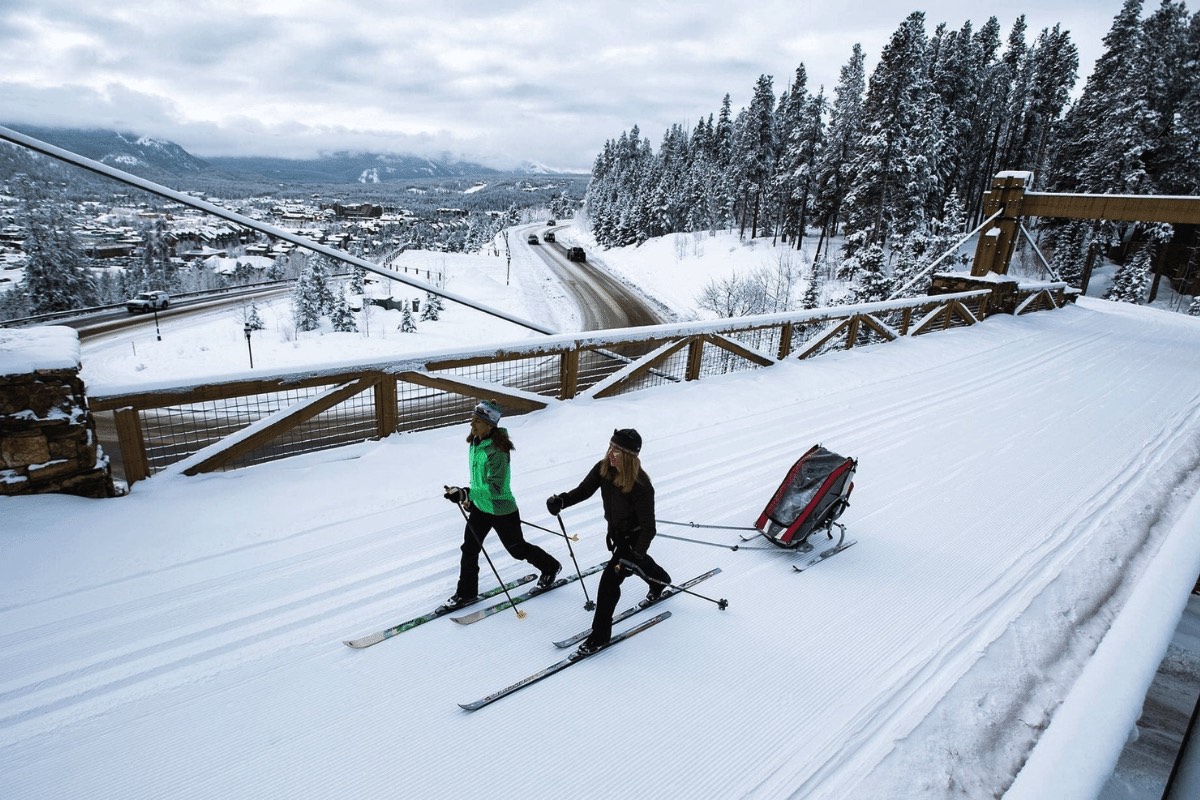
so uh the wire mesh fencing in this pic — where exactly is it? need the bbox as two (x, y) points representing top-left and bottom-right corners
(89, 288), (1054, 483)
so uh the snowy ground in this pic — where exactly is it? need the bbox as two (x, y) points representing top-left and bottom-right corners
(4, 224), (1200, 798)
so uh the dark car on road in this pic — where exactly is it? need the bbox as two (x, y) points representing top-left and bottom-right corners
(566, 247), (586, 262)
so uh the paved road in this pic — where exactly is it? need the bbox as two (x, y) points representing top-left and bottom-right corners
(526, 224), (665, 330)
(70, 285), (291, 339)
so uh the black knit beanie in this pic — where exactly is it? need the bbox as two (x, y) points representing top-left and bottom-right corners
(610, 428), (642, 454)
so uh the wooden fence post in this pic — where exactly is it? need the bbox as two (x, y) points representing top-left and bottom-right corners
(113, 406), (149, 484)
(375, 374), (397, 437)
(685, 337), (704, 381)
(559, 350), (579, 399)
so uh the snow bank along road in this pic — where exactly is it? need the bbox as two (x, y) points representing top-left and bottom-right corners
(3, 299), (1200, 798)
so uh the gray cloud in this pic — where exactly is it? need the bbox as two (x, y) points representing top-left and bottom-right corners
(0, 0), (1120, 171)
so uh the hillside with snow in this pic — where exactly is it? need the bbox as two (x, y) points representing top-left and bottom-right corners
(3, 225), (1200, 799)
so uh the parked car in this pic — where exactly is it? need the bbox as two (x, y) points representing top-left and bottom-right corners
(527, 234), (539, 244)
(547, 219), (556, 225)
(544, 231), (556, 243)
(567, 247), (586, 262)
(126, 291), (170, 313)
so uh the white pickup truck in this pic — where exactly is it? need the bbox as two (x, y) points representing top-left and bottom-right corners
(126, 291), (170, 313)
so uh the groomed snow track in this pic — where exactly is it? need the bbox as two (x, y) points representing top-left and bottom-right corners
(3, 299), (1200, 799)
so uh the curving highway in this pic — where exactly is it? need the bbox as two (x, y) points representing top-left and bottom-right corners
(522, 223), (665, 330)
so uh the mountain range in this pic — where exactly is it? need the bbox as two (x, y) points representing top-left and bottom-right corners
(2, 124), (579, 184)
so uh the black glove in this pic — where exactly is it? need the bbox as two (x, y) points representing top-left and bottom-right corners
(546, 494), (565, 516)
(443, 486), (468, 504)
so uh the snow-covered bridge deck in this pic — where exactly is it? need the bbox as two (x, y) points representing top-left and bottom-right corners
(2, 298), (1200, 798)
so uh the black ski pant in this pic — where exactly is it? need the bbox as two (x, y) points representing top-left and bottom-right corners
(456, 507), (559, 598)
(587, 550), (671, 646)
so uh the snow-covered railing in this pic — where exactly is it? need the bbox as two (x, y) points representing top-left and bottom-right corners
(89, 288), (1020, 484)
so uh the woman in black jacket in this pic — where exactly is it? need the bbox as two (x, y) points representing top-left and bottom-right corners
(546, 428), (671, 655)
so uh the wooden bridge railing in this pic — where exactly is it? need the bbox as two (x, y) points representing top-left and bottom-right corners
(88, 283), (1070, 484)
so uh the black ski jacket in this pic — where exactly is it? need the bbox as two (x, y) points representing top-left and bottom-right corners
(558, 461), (656, 554)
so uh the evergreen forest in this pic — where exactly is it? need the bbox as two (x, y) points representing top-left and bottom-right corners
(584, 1), (1200, 306)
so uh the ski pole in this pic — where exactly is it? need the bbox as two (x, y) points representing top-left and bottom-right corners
(618, 558), (729, 610)
(555, 514), (595, 611)
(521, 518), (579, 542)
(456, 500), (526, 620)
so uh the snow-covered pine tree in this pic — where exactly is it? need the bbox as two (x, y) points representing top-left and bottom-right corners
(291, 270), (322, 332)
(1105, 246), (1152, 304)
(682, 116), (715, 233)
(1159, 8), (1200, 195)
(1188, 295), (1200, 316)
(924, 21), (980, 222)
(801, 265), (823, 310)
(245, 302), (266, 331)
(888, 229), (931, 299)
(730, 75), (777, 239)
(15, 176), (97, 314)
(308, 255), (336, 314)
(140, 218), (176, 291)
(772, 66), (809, 246)
(812, 44), (866, 263)
(420, 291), (442, 321)
(398, 306), (417, 333)
(350, 265), (365, 295)
(0, 284), (26, 321)
(1006, 25), (1079, 187)
(1051, 0), (1150, 196)
(266, 259), (287, 281)
(774, 68), (827, 250)
(713, 94), (738, 231)
(892, 188), (974, 293)
(1047, 221), (1090, 286)
(1139, 0), (1192, 186)
(840, 13), (932, 255)
(855, 244), (892, 302)
(330, 288), (357, 333)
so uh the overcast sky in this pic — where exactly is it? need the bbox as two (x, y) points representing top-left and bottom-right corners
(0, 1), (1122, 172)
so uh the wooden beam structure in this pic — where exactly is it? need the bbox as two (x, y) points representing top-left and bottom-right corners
(970, 172), (1200, 277)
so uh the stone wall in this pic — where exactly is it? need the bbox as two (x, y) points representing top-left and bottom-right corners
(0, 329), (116, 498)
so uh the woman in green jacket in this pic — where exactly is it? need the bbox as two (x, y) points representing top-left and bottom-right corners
(442, 401), (560, 608)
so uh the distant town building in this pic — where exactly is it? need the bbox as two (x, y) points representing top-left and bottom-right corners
(326, 202), (383, 219)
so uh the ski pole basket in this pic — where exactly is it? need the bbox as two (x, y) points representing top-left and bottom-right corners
(755, 444), (856, 551)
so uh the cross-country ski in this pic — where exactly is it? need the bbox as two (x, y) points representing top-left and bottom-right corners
(344, 574), (536, 648)
(450, 560), (607, 624)
(792, 538), (857, 572)
(553, 568), (721, 648)
(459, 612), (672, 711)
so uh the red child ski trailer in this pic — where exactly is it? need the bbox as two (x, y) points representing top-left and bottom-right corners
(754, 444), (857, 571)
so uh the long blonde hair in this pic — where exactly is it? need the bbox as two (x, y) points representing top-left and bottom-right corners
(601, 447), (640, 493)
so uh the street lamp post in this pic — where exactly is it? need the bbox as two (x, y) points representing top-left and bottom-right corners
(243, 322), (254, 369)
